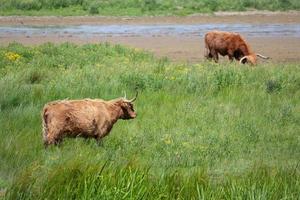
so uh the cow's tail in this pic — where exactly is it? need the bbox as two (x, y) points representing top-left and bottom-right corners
(42, 106), (49, 147)
(204, 46), (209, 58)
(204, 35), (210, 59)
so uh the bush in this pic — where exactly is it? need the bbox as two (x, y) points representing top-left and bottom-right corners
(266, 79), (282, 93)
(212, 68), (243, 91)
(141, 0), (159, 11)
(89, 2), (99, 14)
(16, 0), (42, 10)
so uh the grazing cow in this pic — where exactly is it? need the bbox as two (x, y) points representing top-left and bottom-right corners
(204, 31), (269, 65)
(42, 92), (138, 147)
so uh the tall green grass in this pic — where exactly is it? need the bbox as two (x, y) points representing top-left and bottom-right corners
(0, 42), (299, 199)
(0, 0), (299, 16)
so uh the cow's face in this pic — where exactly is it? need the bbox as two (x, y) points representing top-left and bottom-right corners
(120, 101), (137, 120)
(240, 54), (257, 65)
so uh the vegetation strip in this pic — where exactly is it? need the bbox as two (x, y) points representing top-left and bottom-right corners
(0, 0), (299, 16)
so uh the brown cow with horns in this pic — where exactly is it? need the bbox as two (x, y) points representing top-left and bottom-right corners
(204, 31), (269, 65)
(42, 92), (138, 147)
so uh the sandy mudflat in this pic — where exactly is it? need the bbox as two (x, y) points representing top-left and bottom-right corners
(0, 11), (300, 63)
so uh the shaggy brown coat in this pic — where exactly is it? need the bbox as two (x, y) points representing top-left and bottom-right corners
(42, 94), (137, 147)
(204, 31), (268, 65)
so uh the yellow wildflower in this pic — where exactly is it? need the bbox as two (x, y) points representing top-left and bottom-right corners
(123, 57), (130, 63)
(163, 134), (173, 145)
(165, 76), (176, 80)
(164, 138), (172, 144)
(182, 142), (190, 147)
(5, 52), (21, 61)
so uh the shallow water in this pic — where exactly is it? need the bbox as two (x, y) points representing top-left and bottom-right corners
(0, 23), (299, 38)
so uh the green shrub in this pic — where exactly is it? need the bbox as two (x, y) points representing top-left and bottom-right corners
(212, 68), (243, 91)
(141, 0), (159, 11)
(266, 79), (282, 93)
(16, 0), (42, 10)
(89, 2), (99, 14)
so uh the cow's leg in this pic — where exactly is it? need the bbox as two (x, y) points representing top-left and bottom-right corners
(205, 48), (213, 60)
(93, 129), (105, 146)
(44, 129), (62, 148)
(207, 48), (218, 62)
(234, 50), (243, 61)
(207, 53), (213, 60)
(228, 50), (234, 62)
(44, 135), (56, 148)
(212, 51), (219, 63)
(97, 139), (103, 147)
(94, 135), (104, 146)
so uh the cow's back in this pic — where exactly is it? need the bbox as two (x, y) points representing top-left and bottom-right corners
(43, 99), (109, 137)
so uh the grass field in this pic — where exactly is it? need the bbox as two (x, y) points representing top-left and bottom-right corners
(0, 0), (299, 16)
(0, 42), (299, 199)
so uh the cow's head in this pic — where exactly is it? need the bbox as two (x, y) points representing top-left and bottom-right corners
(119, 92), (138, 120)
(240, 53), (269, 65)
(239, 54), (257, 65)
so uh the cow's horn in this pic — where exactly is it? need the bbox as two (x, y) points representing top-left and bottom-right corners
(123, 91), (127, 99)
(239, 56), (248, 64)
(256, 53), (269, 59)
(125, 91), (138, 102)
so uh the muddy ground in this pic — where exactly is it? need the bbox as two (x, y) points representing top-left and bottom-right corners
(0, 12), (300, 63)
